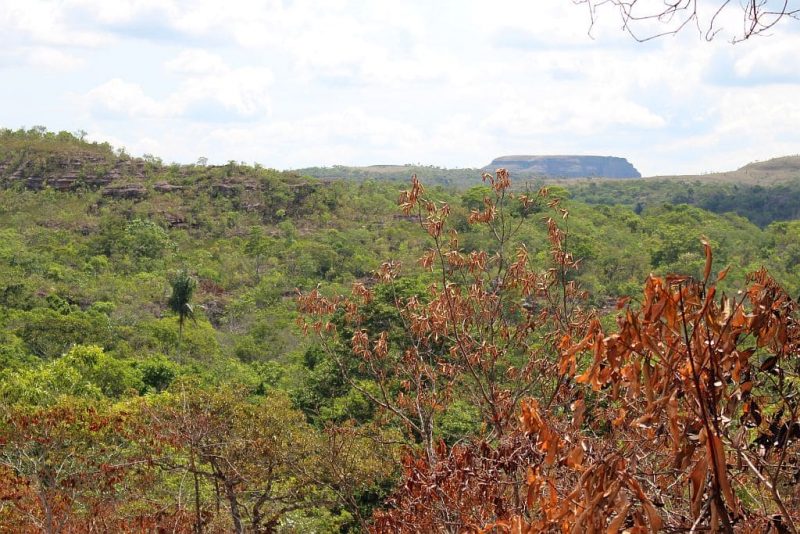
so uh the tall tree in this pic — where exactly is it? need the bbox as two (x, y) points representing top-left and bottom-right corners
(299, 171), (588, 528)
(168, 270), (196, 359)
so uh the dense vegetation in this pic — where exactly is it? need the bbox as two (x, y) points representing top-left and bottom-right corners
(568, 177), (800, 228)
(2, 129), (800, 531)
(299, 158), (800, 229)
(294, 164), (484, 189)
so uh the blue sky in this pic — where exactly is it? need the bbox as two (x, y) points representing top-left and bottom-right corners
(1, 0), (799, 176)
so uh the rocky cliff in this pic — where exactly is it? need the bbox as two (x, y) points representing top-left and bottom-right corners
(0, 140), (330, 229)
(484, 155), (641, 179)
(0, 150), (151, 198)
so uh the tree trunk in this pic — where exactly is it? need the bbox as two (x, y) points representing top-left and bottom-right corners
(177, 323), (184, 361)
(214, 477), (220, 513)
(38, 490), (55, 534)
(223, 480), (244, 534)
(190, 449), (202, 534)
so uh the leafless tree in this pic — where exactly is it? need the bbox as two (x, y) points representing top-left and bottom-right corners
(573, 0), (800, 42)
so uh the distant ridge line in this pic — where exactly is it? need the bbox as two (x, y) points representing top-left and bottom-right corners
(483, 155), (641, 179)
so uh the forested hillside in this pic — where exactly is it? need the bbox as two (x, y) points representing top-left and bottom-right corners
(2, 129), (800, 531)
(292, 164), (484, 188)
(297, 155), (800, 229)
(568, 176), (800, 228)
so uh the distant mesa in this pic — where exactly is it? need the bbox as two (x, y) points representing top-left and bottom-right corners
(484, 155), (641, 179)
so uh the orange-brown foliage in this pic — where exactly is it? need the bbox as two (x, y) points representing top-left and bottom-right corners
(301, 171), (800, 533)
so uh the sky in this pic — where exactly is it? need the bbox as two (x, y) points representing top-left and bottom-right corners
(1, 0), (799, 176)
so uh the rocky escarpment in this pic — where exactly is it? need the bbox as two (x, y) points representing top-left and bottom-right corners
(0, 147), (333, 226)
(484, 155), (641, 179)
(0, 151), (149, 198)
(0, 151), (263, 202)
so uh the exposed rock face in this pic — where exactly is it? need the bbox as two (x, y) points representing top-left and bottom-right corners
(0, 152), (147, 191)
(162, 212), (192, 228)
(484, 155), (641, 179)
(154, 182), (187, 193)
(0, 149), (325, 218)
(102, 183), (148, 199)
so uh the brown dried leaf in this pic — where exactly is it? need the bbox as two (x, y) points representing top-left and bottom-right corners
(607, 503), (631, 534)
(710, 433), (737, 513)
(760, 355), (779, 372)
(565, 444), (584, 470)
(642, 499), (664, 532)
(571, 398), (585, 431)
(702, 238), (713, 283)
(689, 457), (708, 518)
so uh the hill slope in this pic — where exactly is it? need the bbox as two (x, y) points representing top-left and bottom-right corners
(2, 128), (800, 531)
(649, 155), (800, 185)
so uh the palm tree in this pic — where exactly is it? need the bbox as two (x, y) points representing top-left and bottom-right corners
(168, 270), (196, 358)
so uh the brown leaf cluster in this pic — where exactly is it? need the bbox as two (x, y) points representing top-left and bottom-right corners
(301, 171), (800, 533)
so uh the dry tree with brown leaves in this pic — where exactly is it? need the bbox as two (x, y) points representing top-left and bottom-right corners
(501, 255), (800, 532)
(299, 170), (594, 531)
(300, 170), (800, 533)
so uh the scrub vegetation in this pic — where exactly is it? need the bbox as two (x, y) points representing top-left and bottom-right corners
(2, 128), (800, 532)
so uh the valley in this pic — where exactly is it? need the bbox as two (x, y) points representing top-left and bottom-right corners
(2, 128), (800, 531)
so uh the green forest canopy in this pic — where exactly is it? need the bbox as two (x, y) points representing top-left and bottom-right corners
(2, 128), (800, 531)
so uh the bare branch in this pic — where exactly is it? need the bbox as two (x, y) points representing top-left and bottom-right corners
(572, 0), (799, 41)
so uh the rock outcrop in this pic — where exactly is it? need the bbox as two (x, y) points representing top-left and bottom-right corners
(0, 152), (147, 191)
(154, 182), (187, 193)
(102, 183), (148, 199)
(484, 155), (641, 179)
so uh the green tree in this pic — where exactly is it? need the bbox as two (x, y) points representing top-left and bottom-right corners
(123, 218), (174, 261)
(14, 308), (112, 359)
(0, 345), (143, 405)
(145, 383), (367, 533)
(168, 270), (196, 359)
(460, 185), (492, 211)
(244, 226), (276, 282)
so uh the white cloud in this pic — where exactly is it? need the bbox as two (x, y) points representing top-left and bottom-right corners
(734, 36), (800, 81)
(713, 86), (800, 139)
(165, 49), (227, 76)
(83, 50), (273, 120)
(4, 0), (800, 175)
(0, 0), (103, 72)
(25, 47), (84, 71)
(203, 107), (423, 167)
(179, 65), (273, 117)
(0, 0), (110, 47)
(66, 0), (176, 25)
(85, 78), (167, 118)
